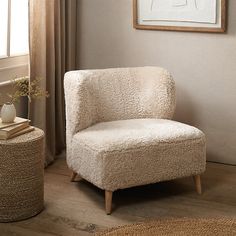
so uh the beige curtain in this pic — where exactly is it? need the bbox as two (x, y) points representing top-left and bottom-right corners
(29, 0), (78, 166)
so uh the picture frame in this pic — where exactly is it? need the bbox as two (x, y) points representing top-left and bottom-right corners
(133, 0), (227, 33)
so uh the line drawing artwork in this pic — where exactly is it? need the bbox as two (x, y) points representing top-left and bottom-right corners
(144, 0), (217, 24)
(137, 0), (224, 31)
(151, 0), (200, 11)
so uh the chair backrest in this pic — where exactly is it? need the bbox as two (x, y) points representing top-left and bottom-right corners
(64, 67), (176, 133)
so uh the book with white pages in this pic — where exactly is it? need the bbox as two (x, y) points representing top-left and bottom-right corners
(8, 126), (35, 139)
(0, 117), (30, 130)
(0, 122), (30, 140)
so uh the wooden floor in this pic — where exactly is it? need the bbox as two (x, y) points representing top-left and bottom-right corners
(1, 158), (236, 236)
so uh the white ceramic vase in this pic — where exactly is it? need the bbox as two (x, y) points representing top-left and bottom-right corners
(1, 103), (16, 123)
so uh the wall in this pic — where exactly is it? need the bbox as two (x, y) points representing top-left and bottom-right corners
(0, 56), (29, 118)
(77, 0), (236, 165)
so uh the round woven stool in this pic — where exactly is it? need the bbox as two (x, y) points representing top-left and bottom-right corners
(0, 128), (44, 222)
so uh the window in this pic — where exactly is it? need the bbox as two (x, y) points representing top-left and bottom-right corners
(0, 0), (9, 58)
(0, 0), (29, 84)
(0, 0), (29, 58)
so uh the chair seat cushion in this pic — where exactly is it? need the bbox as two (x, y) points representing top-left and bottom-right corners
(70, 119), (206, 191)
(75, 119), (204, 153)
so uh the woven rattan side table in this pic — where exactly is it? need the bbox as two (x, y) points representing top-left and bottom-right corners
(0, 128), (44, 222)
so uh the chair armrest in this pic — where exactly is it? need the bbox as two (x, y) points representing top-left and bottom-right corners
(64, 71), (97, 159)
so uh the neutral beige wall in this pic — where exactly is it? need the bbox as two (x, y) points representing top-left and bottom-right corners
(77, 0), (236, 165)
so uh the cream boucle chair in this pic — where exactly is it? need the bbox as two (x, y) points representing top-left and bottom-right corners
(64, 67), (206, 214)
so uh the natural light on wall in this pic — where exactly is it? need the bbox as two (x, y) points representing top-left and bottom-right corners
(0, 0), (29, 58)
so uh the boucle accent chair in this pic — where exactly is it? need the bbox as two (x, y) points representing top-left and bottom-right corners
(64, 67), (206, 214)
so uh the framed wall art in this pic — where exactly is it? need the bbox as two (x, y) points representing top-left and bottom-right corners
(133, 0), (227, 33)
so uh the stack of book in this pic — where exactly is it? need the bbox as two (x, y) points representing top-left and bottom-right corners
(0, 117), (34, 140)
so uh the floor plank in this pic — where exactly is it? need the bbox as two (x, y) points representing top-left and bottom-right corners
(0, 157), (235, 236)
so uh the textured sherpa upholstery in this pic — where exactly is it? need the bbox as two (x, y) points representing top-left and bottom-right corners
(64, 67), (206, 191)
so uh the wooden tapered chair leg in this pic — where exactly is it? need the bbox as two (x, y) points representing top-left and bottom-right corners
(193, 175), (202, 195)
(70, 171), (77, 182)
(105, 190), (113, 215)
